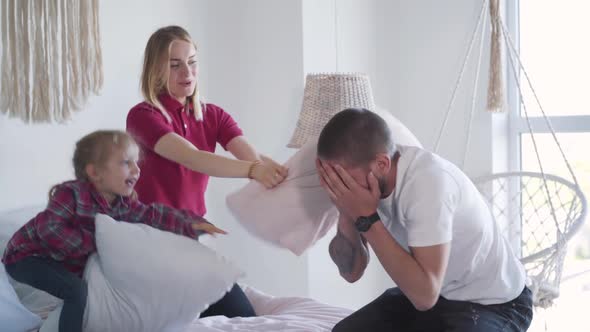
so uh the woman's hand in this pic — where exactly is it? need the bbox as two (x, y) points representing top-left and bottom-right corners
(251, 156), (289, 188)
(191, 222), (227, 236)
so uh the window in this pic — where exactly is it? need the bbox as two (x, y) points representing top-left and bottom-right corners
(509, 1), (590, 330)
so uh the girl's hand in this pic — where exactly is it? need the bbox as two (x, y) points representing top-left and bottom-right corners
(191, 222), (228, 236)
(251, 156), (289, 188)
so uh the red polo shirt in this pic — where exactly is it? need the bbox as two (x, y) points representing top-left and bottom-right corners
(126, 94), (243, 216)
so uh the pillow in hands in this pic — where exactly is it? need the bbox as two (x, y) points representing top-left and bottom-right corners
(228, 138), (339, 256)
(83, 214), (243, 332)
(226, 109), (421, 255)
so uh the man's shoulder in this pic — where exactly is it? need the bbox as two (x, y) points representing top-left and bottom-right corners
(397, 153), (465, 208)
(402, 147), (462, 182)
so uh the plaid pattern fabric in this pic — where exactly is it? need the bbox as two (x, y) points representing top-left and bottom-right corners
(2, 180), (208, 276)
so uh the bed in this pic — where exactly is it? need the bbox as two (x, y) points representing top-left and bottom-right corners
(187, 285), (351, 332)
(1, 206), (352, 332)
(34, 284), (352, 332)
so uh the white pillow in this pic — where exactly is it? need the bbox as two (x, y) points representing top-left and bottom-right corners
(39, 305), (60, 332)
(373, 106), (421, 148)
(83, 214), (243, 332)
(0, 264), (42, 332)
(0, 205), (45, 256)
(227, 109), (421, 255)
(227, 138), (339, 256)
(0, 205), (63, 320)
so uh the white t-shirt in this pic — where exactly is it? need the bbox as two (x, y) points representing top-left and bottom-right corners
(377, 145), (526, 305)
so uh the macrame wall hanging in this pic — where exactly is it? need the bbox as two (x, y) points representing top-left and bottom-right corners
(487, 0), (503, 112)
(0, 0), (103, 123)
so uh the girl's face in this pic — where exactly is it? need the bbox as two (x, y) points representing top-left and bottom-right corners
(90, 144), (140, 203)
(167, 40), (198, 104)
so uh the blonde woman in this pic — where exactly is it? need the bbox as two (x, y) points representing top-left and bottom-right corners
(126, 26), (286, 318)
(127, 25), (287, 217)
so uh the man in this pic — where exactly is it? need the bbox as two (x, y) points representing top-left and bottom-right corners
(316, 108), (532, 331)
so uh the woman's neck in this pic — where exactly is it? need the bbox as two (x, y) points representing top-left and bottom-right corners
(171, 94), (186, 105)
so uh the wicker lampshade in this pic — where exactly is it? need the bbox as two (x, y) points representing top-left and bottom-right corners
(287, 73), (376, 148)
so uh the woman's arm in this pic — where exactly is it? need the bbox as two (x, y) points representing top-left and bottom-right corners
(226, 136), (289, 181)
(155, 132), (252, 177)
(154, 133), (287, 188)
(226, 136), (260, 161)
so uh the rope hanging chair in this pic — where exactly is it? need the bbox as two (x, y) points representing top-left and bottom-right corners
(434, 0), (587, 308)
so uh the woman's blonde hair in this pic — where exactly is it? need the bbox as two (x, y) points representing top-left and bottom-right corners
(141, 25), (203, 122)
(49, 130), (138, 199)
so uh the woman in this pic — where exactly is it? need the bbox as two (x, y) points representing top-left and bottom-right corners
(127, 25), (287, 318)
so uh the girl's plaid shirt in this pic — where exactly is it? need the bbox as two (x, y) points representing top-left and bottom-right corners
(2, 180), (210, 276)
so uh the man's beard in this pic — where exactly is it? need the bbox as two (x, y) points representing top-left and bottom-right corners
(378, 175), (388, 198)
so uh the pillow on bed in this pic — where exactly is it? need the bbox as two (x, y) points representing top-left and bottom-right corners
(226, 109), (421, 255)
(83, 214), (243, 332)
(0, 264), (42, 332)
(0, 205), (63, 320)
(39, 305), (60, 332)
(0, 205), (44, 256)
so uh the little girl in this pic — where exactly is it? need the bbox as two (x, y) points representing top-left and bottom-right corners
(1, 130), (225, 332)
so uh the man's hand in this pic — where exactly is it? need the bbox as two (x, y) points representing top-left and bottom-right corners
(316, 159), (381, 220)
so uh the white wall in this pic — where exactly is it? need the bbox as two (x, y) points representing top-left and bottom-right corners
(0, 0), (509, 310)
(0, 0), (308, 298)
(0, 0), (200, 211)
(196, 0), (309, 298)
(374, 0), (510, 177)
(303, 0), (396, 310)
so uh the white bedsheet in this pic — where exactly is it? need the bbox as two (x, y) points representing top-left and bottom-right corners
(187, 285), (353, 332)
(37, 285), (353, 332)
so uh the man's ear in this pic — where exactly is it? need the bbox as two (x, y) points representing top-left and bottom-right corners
(374, 153), (392, 175)
(85, 164), (100, 182)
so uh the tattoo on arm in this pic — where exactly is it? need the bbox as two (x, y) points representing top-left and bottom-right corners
(329, 231), (358, 274)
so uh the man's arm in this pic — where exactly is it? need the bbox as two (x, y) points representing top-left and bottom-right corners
(329, 213), (370, 283)
(363, 221), (450, 311)
(316, 160), (450, 311)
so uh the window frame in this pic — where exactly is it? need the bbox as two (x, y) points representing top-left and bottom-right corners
(507, 1), (590, 172)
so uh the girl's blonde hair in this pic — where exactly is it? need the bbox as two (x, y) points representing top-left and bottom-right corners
(141, 25), (203, 123)
(49, 130), (138, 199)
